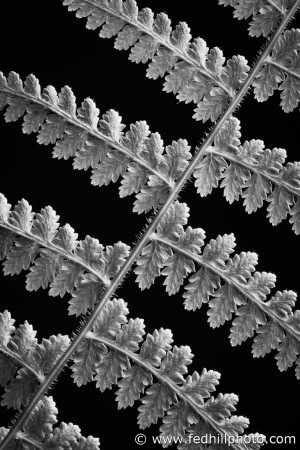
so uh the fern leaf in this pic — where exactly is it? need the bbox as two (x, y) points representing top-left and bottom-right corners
(0, 71), (197, 213)
(74, 299), (260, 449)
(182, 369), (220, 404)
(183, 268), (220, 311)
(0, 193), (131, 316)
(230, 302), (267, 346)
(0, 311), (70, 409)
(219, 0), (290, 37)
(159, 402), (193, 447)
(116, 328), (173, 408)
(63, 0), (253, 122)
(68, 273), (104, 316)
(252, 321), (285, 357)
(135, 240), (172, 289)
(275, 335), (299, 371)
(22, 396), (58, 441)
(94, 318), (145, 392)
(0, 321), (38, 390)
(32, 335), (70, 375)
(0, 310), (15, 347)
(253, 28), (300, 111)
(194, 116), (300, 232)
(135, 202), (192, 289)
(71, 338), (107, 386)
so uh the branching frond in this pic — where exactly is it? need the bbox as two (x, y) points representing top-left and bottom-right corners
(135, 202), (300, 377)
(194, 116), (300, 233)
(72, 298), (264, 450)
(0, 193), (130, 316)
(0, 310), (70, 409)
(62, 0), (253, 122)
(0, 396), (100, 449)
(0, 71), (197, 213)
(219, 0), (293, 37)
(253, 28), (300, 112)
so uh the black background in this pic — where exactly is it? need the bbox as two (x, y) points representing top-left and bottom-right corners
(0, 1), (299, 449)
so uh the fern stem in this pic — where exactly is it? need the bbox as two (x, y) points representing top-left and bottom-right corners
(1, 4), (298, 448)
(266, 58), (300, 81)
(16, 433), (45, 450)
(153, 235), (300, 344)
(83, 0), (234, 98)
(87, 333), (250, 450)
(208, 147), (300, 198)
(0, 222), (111, 287)
(266, 0), (286, 14)
(0, 85), (174, 190)
(0, 346), (44, 382)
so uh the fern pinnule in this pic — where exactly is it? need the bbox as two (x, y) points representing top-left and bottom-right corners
(62, 0), (253, 122)
(194, 116), (300, 233)
(0, 193), (130, 316)
(135, 201), (300, 377)
(0, 395), (100, 449)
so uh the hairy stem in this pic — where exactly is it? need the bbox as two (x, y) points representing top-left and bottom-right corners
(153, 235), (300, 344)
(1, 1), (298, 448)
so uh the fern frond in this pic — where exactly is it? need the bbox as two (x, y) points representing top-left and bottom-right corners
(0, 310), (70, 409)
(194, 116), (300, 233)
(219, 0), (291, 37)
(0, 193), (130, 315)
(253, 28), (300, 112)
(0, 396), (100, 449)
(62, 0), (254, 122)
(0, 71), (198, 213)
(135, 201), (300, 377)
(70, 298), (264, 450)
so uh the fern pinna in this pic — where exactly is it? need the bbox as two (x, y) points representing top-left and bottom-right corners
(0, 0), (300, 449)
(0, 72), (299, 228)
